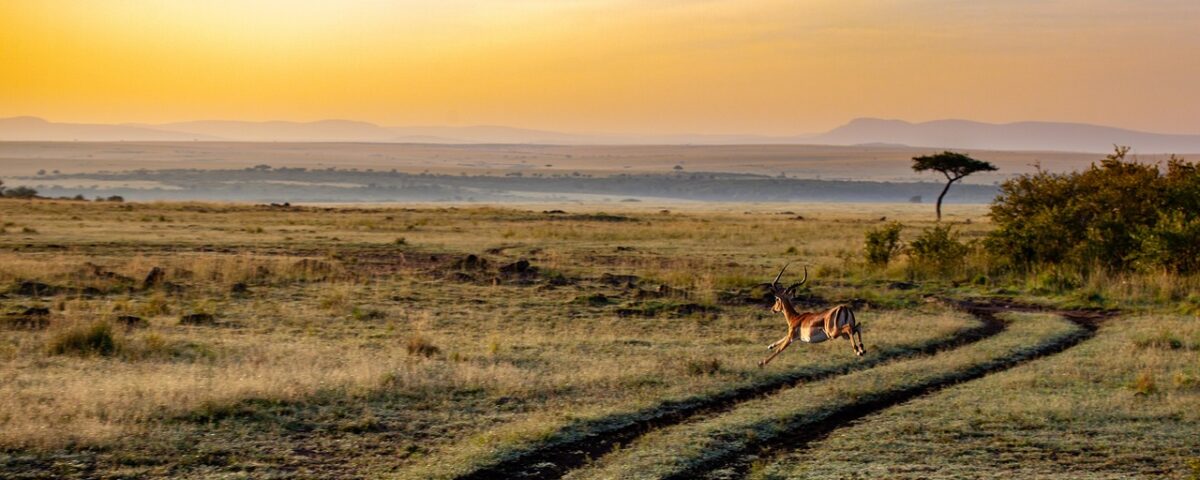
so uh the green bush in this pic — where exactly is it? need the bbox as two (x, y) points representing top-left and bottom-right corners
(1130, 211), (1200, 273)
(988, 147), (1200, 273)
(864, 221), (904, 268)
(908, 225), (968, 274)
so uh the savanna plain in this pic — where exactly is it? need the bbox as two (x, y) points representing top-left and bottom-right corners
(0, 199), (1196, 479)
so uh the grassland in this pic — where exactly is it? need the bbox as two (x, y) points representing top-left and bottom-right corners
(755, 311), (1200, 479)
(0, 198), (1195, 478)
(565, 311), (1086, 480)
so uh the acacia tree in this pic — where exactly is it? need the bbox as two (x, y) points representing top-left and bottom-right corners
(912, 151), (997, 221)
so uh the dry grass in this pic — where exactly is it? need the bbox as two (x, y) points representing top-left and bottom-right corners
(0, 198), (1194, 478)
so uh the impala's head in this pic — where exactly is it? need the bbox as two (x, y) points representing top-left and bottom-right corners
(763, 263), (808, 313)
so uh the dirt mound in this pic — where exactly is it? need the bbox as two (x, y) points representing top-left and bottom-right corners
(498, 259), (534, 275)
(600, 273), (640, 288)
(115, 315), (148, 329)
(13, 281), (61, 297)
(451, 254), (489, 270)
(2, 306), (51, 330)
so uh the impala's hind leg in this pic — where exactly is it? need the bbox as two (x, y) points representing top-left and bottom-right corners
(839, 325), (862, 357)
(854, 327), (865, 356)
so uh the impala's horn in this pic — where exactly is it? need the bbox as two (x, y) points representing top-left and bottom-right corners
(771, 263), (790, 290)
(786, 265), (809, 294)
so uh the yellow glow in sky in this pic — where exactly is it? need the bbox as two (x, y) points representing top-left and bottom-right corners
(2, 0), (1199, 134)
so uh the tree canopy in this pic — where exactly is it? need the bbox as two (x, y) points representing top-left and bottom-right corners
(912, 151), (998, 180)
(912, 151), (997, 221)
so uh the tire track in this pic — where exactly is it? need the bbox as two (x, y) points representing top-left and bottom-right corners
(682, 299), (1116, 480)
(456, 305), (1008, 480)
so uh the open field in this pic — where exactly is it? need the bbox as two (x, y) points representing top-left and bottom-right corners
(0, 199), (1196, 479)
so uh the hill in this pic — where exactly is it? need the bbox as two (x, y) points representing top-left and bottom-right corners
(814, 118), (1200, 153)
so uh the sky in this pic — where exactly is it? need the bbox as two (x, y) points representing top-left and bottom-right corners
(2, 0), (1199, 135)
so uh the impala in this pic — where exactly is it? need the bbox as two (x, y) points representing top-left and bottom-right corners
(759, 264), (865, 366)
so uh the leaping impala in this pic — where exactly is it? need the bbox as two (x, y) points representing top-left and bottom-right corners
(758, 263), (865, 367)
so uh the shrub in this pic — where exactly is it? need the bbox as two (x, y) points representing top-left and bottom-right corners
(864, 221), (904, 268)
(47, 320), (118, 357)
(1129, 212), (1200, 273)
(988, 147), (1200, 273)
(908, 225), (968, 274)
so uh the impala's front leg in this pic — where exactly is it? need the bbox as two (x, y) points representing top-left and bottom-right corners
(759, 338), (793, 367)
(766, 324), (795, 350)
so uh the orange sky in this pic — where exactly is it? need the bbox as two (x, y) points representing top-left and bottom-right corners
(2, 0), (1199, 135)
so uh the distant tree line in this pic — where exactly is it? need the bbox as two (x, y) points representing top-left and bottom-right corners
(35, 168), (1001, 203)
(0, 180), (123, 202)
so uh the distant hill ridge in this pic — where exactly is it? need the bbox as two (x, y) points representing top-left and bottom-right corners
(813, 118), (1200, 153)
(3, 116), (1199, 153)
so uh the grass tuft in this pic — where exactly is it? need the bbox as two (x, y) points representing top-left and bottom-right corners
(47, 320), (118, 357)
(1130, 371), (1158, 396)
(406, 335), (440, 358)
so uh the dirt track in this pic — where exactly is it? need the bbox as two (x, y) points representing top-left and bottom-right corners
(454, 299), (1114, 480)
(681, 299), (1115, 480)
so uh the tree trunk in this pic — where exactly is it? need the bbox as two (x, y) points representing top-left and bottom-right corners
(935, 178), (957, 222)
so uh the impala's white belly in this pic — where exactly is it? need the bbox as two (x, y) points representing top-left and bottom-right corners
(798, 327), (828, 343)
